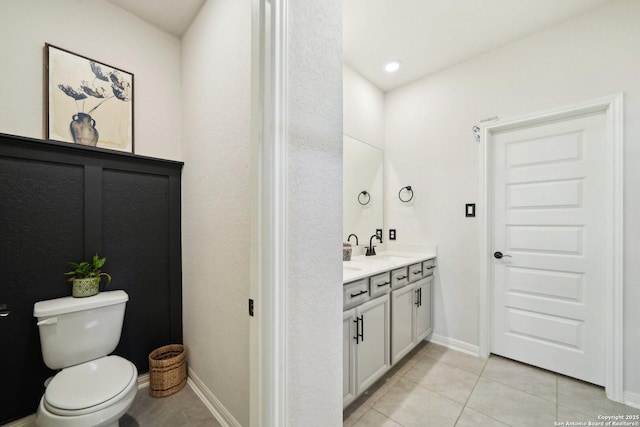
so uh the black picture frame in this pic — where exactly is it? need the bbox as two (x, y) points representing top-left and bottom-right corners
(45, 43), (134, 153)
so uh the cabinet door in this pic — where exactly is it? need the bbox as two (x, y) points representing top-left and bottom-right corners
(391, 283), (416, 364)
(343, 309), (357, 407)
(356, 294), (390, 394)
(415, 276), (433, 342)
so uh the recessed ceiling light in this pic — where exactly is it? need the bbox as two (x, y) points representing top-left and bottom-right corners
(385, 61), (400, 73)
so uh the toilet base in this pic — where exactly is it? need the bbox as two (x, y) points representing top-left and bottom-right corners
(36, 376), (137, 427)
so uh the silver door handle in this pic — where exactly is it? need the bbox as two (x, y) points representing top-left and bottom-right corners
(0, 304), (10, 317)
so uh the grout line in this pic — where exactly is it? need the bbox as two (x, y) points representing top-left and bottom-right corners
(556, 375), (560, 421)
(478, 356), (560, 404)
(371, 407), (404, 427)
(453, 358), (487, 426)
(395, 358), (484, 425)
(454, 366), (517, 427)
(420, 351), (487, 377)
(180, 408), (192, 426)
(476, 375), (559, 406)
(400, 343), (494, 426)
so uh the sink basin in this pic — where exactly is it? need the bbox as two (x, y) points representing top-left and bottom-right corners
(361, 255), (411, 263)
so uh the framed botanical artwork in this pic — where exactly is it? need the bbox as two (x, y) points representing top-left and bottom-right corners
(45, 43), (134, 153)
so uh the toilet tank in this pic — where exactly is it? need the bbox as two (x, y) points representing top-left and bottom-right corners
(33, 290), (129, 369)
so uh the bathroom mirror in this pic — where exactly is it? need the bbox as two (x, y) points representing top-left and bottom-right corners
(343, 135), (383, 245)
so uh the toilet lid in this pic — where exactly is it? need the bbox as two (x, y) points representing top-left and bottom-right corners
(45, 355), (135, 411)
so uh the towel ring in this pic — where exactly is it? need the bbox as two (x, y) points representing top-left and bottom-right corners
(398, 186), (413, 203)
(358, 190), (371, 205)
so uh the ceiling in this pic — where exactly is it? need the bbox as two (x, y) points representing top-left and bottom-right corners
(344, 0), (617, 91)
(106, 0), (206, 38)
(107, 0), (616, 91)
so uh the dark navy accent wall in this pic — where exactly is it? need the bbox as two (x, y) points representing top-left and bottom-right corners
(0, 133), (183, 424)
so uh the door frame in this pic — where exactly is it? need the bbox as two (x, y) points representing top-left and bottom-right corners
(478, 94), (624, 401)
(250, 0), (288, 426)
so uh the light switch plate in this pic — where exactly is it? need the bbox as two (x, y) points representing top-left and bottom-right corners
(465, 203), (476, 217)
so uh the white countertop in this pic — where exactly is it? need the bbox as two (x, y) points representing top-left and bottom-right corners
(343, 250), (436, 283)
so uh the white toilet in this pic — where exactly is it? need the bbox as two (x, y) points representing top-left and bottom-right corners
(33, 290), (138, 427)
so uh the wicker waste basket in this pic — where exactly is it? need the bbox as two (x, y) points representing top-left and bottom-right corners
(148, 344), (187, 397)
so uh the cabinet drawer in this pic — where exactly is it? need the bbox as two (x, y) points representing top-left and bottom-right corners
(344, 279), (369, 310)
(422, 259), (436, 277)
(391, 267), (409, 289)
(408, 263), (423, 282)
(370, 272), (391, 298)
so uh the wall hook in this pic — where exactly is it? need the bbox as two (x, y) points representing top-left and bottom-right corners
(472, 125), (481, 142)
(358, 190), (371, 205)
(398, 186), (414, 203)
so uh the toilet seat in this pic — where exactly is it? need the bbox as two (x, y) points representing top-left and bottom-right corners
(44, 355), (136, 416)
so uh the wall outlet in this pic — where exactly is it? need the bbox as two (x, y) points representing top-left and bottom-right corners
(376, 228), (383, 242)
(389, 229), (396, 240)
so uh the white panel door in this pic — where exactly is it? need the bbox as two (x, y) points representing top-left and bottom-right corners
(491, 111), (607, 385)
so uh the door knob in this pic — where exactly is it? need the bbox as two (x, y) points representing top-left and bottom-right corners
(493, 251), (512, 259)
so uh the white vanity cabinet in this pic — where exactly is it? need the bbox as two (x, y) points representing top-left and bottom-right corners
(343, 253), (435, 408)
(391, 265), (434, 364)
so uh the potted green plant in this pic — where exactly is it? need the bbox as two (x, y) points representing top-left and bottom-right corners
(65, 254), (112, 298)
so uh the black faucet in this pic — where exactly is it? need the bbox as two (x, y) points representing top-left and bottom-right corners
(366, 234), (381, 256)
(347, 234), (359, 246)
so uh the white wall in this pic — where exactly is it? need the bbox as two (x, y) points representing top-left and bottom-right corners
(384, 0), (640, 399)
(286, 0), (343, 425)
(181, 0), (251, 425)
(0, 0), (182, 161)
(343, 64), (385, 150)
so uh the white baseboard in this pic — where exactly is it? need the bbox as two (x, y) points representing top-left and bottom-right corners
(624, 391), (640, 410)
(187, 368), (241, 427)
(142, 368), (241, 427)
(428, 333), (481, 357)
(1, 414), (36, 427)
(137, 372), (150, 389)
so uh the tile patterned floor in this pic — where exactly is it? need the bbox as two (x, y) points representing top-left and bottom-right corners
(117, 343), (640, 427)
(122, 384), (222, 427)
(344, 342), (640, 427)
